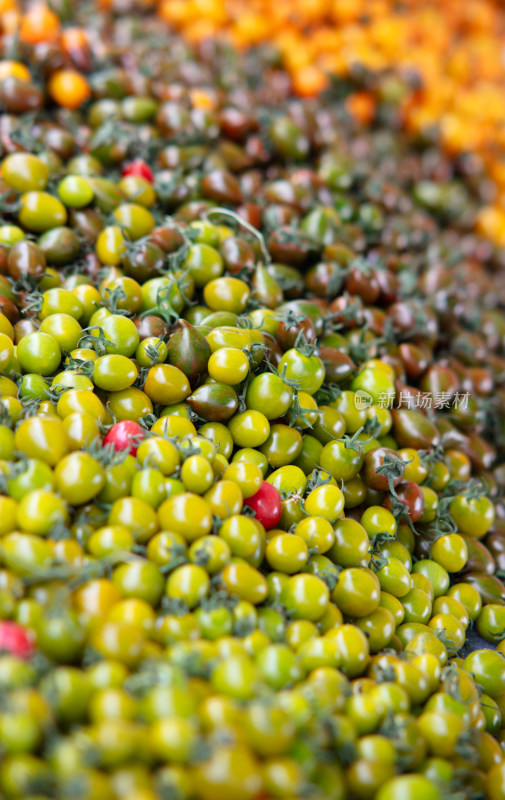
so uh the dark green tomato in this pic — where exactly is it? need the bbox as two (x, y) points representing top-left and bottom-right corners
(341, 476), (367, 508)
(328, 518), (369, 567)
(479, 694), (501, 735)
(166, 319), (211, 388)
(245, 373), (293, 420)
(320, 439), (364, 481)
(476, 605), (505, 644)
(257, 607), (286, 642)
(412, 560), (449, 598)
(184, 305), (210, 326)
(38, 227), (80, 265)
(269, 117), (310, 161)
(267, 264), (305, 299)
(17, 374), (50, 403)
(0, 755), (53, 799)
(39, 666), (91, 725)
(392, 409), (440, 450)
(98, 460), (134, 504)
(260, 424), (303, 469)
(90, 178), (125, 213)
(312, 406), (346, 444)
(90, 128), (129, 166)
(187, 384), (238, 422)
(36, 610), (85, 663)
(293, 435), (323, 474)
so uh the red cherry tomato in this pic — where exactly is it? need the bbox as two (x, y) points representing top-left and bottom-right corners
(0, 621), (34, 659)
(245, 481), (282, 530)
(121, 159), (154, 183)
(103, 420), (146, 455)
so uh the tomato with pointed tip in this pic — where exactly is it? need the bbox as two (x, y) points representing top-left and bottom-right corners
(245, 481), (282, 530)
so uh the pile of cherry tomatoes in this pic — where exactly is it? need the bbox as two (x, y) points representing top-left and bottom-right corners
(0, 3), (505, 800)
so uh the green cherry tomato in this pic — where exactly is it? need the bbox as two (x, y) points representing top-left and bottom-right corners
(260, 424), (303, 469)
(2, 153), (49, 193)
(463, 650), (505, 698)
(203, 277), (250, 313)
(449, 494), (495, 538)
(54, 452), (105, 505)
(278, 349), (325, 395)
(19, 192), (67, 232)
(93, 354), (138, 391)
(185, 243), (224, 287)
(57, 175), (94, 208)
(332, 567), (380, 617)
(245, 373), (293, 419)
(17, 332), (61, 376)
(281, 574), (329, 621)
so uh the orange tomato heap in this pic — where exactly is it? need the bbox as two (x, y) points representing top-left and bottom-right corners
(158, 0), (505, 247)
(0, 4), (504, 800)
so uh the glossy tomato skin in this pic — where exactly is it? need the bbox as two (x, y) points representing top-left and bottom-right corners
(102, 420), (146, 455)
(0, 621), (34, 659)
(121, 159), (154, 183)
(245, 481), (282, 530)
